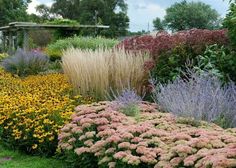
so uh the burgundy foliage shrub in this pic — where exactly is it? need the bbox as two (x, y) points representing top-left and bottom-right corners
(118, 29), (229, 60)
(58, 101), (236, 168)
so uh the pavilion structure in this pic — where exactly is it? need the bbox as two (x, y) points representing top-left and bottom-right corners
(0, 22), (109, 53)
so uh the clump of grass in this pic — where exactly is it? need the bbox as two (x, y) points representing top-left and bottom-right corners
(62, 48), (149, 100)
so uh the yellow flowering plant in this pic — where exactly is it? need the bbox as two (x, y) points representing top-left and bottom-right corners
(0, 53), (8, 61)
(0, 69), (93, 155)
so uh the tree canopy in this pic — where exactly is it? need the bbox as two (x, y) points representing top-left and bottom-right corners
(0, 0), (31, 26)
(154, 0), (220, 32)
(78, 0), (129, 37)
(50, 0), (80, 20)
(153, 17), (164, 31)
(35, 0), (129, 37)
(36, 4), (52, 21)
(223, 0), (236, 45)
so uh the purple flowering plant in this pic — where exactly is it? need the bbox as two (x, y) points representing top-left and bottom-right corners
(151, 69), (236, 128)
(2, 48), (49, 76)
(108, 88), (142, 117)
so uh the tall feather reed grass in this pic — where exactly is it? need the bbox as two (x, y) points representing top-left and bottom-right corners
(62, 48), (149, 100)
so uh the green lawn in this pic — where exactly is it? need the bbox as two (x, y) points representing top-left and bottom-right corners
(0, 146), (67, 168)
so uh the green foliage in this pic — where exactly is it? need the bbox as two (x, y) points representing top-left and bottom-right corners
(47, 0), (129, 37)
(121, 104), (140, 117)
(47, 19), (79, 26)
(153, 17), (164, 31)
(48, 60), (62, 72)
(176, 118), (201, 127)
(50, 0), (80, 21)
(36, 4), (52, 21)
(0, 145), (66, 168)
(46, 36), (119, 61)
(223, 1), (236, 45)
(194, 44), (236, 82)
(78, 0), (129, 37)
(151, 44), (236, 84)
(164, 0), (220, 31)
(46, 19), (80, 40)
(151, 45), (194, 83)
(0, 0), (30, 26)
(60, 150), (98, 168)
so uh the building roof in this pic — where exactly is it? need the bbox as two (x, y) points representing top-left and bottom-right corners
(0, 22), (109, 31)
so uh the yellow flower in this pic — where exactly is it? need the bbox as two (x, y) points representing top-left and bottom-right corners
(0, 68), (94, 153)
(32, 144), (38, 149)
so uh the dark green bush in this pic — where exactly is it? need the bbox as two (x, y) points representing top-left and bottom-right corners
(151, 44), (196, 83)
(151, 44), (236, 83)
(223, 1), (236, 45)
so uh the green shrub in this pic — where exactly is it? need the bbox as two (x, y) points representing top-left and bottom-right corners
(46, 19), (80, 40)
(151, 44), (195, 83)
(194, 44), (236, 82)
(47, 19), (79, 25)
(46, 36), (119, 61)
(223, 1), (236, 45)
(151, 44), (236, 84)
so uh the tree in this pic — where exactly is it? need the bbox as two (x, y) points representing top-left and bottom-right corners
(36, 4), (53, 21)
(223, 0), (236, 45)
(163, 1), (220, 31)
(78, 0), (129, 37)
(36, 0), (129, 37)
(50, 0), (80, 20)
(153, 17), (164, 31)
(0, 0), (31, 26)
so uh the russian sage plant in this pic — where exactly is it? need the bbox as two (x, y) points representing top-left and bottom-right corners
(110, 88), (142, 117)
(2, 49), (49, 76)
(151, 70), (236, 128)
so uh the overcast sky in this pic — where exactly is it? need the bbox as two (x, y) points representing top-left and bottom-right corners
(27, 0), (230, 32)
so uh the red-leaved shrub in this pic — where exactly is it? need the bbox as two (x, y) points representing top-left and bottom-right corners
(58, 101), (236, 168)
(118, 29), (229, 60)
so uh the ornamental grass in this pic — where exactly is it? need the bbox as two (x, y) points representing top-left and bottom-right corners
(0, 69), (93, 155)
(58, 102), (236, 168)
(62, 48), (149, 100)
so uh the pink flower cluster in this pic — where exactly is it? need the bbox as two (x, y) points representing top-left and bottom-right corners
(117, 29), (229, 61)
(58, 101), (236, 168)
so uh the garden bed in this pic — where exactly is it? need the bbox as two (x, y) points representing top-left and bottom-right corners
(59, 101), (236, 168)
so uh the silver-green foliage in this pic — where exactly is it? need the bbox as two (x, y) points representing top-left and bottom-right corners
(151, 70), (236, 128)
(110, 88), (142, 117)
(2, 49), (49, 76)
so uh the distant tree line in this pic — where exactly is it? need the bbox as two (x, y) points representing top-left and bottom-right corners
(0, 0), (129, 38)
(153, 1), (221, 32)
(0, 0), (235, 39)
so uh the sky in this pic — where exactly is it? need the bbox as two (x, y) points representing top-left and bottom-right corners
(27, 0), (230, 32)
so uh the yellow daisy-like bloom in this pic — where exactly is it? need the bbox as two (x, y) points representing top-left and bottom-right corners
(0, 68), (94, 154)
(32, 144), (38, 149)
